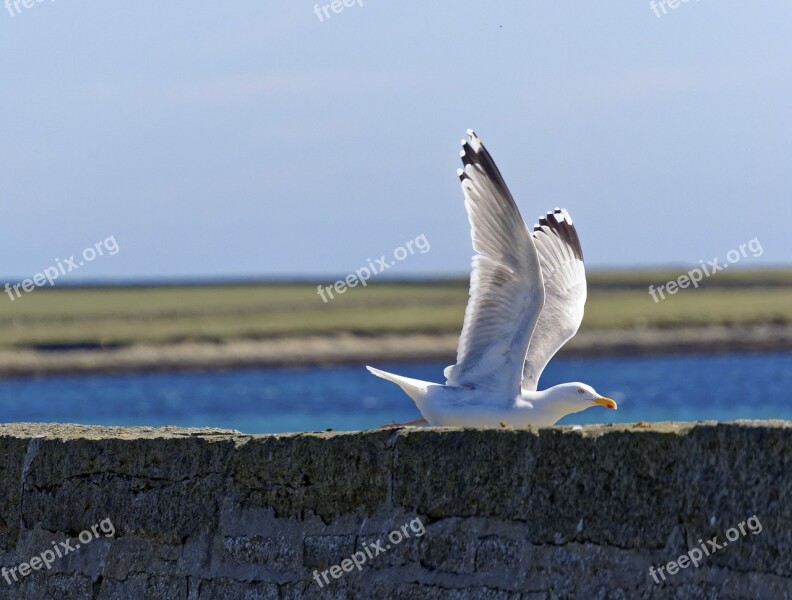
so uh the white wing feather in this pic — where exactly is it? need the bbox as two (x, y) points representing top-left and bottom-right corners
(444, 131), (545, 398)
(521, 209), (587, 391)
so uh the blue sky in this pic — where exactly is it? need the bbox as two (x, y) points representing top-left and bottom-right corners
(1, 1), (790, 280)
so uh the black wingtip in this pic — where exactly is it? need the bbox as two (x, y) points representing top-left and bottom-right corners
(458, 132), (513, 200)
(460, 143), (475, 167)
(534, 208), (584, 261)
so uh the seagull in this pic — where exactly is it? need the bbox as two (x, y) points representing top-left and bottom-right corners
(366, 130), (617, 427)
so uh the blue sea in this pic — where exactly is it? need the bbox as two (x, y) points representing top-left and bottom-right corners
(0, 353), (790, 434)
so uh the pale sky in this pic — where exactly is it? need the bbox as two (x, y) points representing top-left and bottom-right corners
(2, 1), (790, 280)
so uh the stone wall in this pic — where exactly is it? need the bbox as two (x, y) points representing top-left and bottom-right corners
(0, 421), (789, 599)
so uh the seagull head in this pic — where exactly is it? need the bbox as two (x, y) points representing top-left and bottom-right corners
(544, 382), (618, 418)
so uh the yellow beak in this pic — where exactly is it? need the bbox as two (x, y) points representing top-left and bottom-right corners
(593, 397), (618, 410)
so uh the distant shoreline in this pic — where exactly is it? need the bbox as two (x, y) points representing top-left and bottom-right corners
(3, 267), (792, 290)
(1, 324), (790, 380)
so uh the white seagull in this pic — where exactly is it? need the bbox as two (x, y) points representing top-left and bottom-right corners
(367, 130), (617, 427)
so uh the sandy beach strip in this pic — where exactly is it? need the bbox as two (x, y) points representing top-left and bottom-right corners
(0, 324), (790, 379)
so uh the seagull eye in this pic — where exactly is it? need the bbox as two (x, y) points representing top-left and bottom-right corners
(577, 389), (585, 394)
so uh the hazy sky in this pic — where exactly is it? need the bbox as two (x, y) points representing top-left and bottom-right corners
(2, 1), (790, 280)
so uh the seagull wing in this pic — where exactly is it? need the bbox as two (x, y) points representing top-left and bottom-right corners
(444, 131), (545, 398)
(521, 209), (587, 391)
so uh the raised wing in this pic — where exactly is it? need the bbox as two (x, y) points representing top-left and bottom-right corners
(521, 209), (587, 391)
(444, 131), (545, 398)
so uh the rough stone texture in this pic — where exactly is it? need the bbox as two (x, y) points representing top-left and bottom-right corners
(0, 421), (789, 599)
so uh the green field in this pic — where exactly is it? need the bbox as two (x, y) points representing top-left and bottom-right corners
(1, 270), (791, 350)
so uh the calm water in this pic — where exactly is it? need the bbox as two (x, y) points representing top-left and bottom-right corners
(0, 353), (790, 434)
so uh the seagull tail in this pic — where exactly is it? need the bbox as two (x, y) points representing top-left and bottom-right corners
(365, 366), (435, 409)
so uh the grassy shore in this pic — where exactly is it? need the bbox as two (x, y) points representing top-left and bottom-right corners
(1, 270), (791, 351)
(0, 269), (790, 377)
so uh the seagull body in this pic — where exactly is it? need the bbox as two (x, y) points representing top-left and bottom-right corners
(367, 131), (616, 427)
